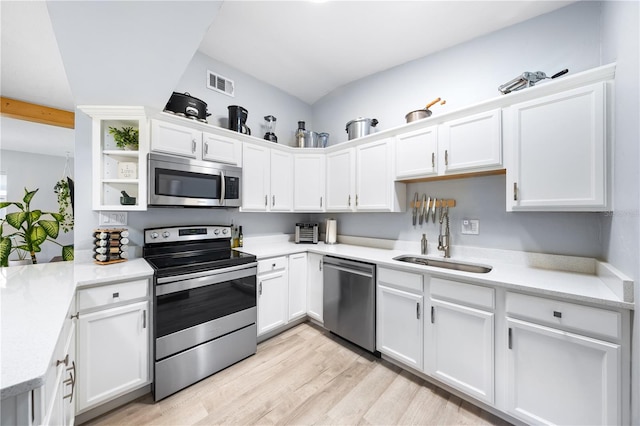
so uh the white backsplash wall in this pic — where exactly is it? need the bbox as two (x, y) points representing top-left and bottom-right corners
(312, 1), (602, 145)
(174, 51), (313, 147)
(315, 175), (603, 259)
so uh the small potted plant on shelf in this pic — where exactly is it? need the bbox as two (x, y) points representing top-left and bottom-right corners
(0, 188), (74, 266)
(108, 126), (139, 150)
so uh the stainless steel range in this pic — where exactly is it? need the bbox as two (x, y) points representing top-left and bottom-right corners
(143, 225), (257, 401)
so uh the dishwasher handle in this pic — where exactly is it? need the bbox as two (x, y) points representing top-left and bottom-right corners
(323, 257), (375, 278)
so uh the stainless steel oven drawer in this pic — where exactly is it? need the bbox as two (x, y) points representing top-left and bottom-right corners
(154, 323), (257, 401)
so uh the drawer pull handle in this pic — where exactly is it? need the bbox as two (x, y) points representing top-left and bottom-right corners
(113, 292), (119, 299)
(56, 354), (69, 367)
(70, 313), (79, 320)
(553, 311), (562, 318)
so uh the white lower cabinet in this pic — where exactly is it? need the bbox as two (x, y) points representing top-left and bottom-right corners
(306, 253), (324, 323)
(376, 268), (423, 370)
(425, 277), (494, 404)
(257, 257), (289, 336)
(505, 292), (622, 425)
(75, 279), (151, 414)
(288, 253), (308, 321)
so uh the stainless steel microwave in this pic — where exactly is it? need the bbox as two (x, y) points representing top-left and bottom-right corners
(148, 153), (242, 207)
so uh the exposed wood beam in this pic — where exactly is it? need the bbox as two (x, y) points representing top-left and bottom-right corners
(0, 97), (74, 129)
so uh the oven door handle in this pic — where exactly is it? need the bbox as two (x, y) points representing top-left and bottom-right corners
(156, 264), (257, 296)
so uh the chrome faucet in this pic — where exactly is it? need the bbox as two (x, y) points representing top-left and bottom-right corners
(438, 207), (450, 258)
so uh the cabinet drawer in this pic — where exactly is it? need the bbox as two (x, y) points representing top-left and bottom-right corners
(430, 277), (494, 309)
(506, 292), (621, 340)
(378, 268), (423, 294)
(258, 256), (288, 274)
(78, 279), (149, 311)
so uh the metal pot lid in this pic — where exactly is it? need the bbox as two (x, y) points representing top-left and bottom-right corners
(345, 117), (379, 129)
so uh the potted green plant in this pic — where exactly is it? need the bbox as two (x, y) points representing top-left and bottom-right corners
(108, 126), (139, 150)
(0, 188), (74, 266)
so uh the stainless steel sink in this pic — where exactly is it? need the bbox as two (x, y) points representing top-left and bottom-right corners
(393, 255), (492, 274)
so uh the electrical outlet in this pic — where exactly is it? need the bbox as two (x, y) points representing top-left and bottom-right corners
(461, 219), (479, 235)
(99, 211), (128, 226)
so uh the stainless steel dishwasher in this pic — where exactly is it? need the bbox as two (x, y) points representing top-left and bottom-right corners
(323, 256), (378, 354)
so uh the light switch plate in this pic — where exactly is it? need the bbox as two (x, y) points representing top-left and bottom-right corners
(461, 219), (479, 235)
(99, 211), (128, 226)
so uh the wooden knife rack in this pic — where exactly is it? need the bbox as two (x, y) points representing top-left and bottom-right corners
(410, 198), (456, 209)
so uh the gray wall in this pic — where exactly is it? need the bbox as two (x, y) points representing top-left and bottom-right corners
(313, 1), (602, 145)
(174, 52), (313, 147)
(0, 150), (74, 262)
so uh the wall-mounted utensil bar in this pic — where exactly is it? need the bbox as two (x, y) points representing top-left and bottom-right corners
(411, 196), (456, 226)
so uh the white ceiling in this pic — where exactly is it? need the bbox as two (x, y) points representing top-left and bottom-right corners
(200, 1), (575, 104)
(0, 1), (574, 156)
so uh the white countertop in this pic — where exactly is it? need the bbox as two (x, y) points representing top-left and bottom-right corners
(239, 237), (634, 310)
(0, 258), (153, 399)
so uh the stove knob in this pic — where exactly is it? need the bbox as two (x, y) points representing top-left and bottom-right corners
(162, 231), (170, 238)
(150, 232), (159, 239)
(222, 228), (229, 235)
(213, 229), (220, 235)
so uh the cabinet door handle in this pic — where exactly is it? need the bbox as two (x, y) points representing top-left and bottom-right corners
(444, 150), (449, 166)
(272, 195), (275, 207)
(56, 354), (69, 367)
(63, 361), (76, 402)
(513, 183), (518, 201)
(430, 306), (435, 324)
(320, 197), (323, 208)
(143, 310), (147, 329)
(259, 282), (263, 295)
(192, 139), (197, 153)
(348, 194), (351, 206)
(416, 302), (420, 319)
(508, 327), (513, 349)
(265, 195), (268, 207)
(356, 195), (359, 207)
(70, 312), (79, 320)
(431, 152), (435, 168)
(204, 142), (209, 155)
(319, 260), (322, 271)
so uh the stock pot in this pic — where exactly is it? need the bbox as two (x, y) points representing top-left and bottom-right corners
(345, 117), (378, 140)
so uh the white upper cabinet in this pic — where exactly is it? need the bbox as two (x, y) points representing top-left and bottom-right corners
(151, 119), (201, 159)
(293, 153), (326, 212)
(151, 119), (242, 165)
(270, 149), (294, 211)
(505, 82), (608, 211)
(395, 109), (502, 180)
(242, 144), (292, 212)
(439, 108), (502, 174)
(202, 132), (243, 166)
(326, 148), (356, 211)
(395, 126), (438, 179)
(357, 138), (405, 211)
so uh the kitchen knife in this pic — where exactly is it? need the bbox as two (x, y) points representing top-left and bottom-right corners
(431, 198), (437, 223)
(419, 194), (426, 225)
(412, 192), (418, 226)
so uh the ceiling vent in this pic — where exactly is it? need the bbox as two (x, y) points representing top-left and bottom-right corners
(207, 70), (235, 97)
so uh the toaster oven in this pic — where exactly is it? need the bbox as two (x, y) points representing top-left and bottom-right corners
(295, 223), (319, 244)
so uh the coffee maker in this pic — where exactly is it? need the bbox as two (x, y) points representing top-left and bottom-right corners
(228, 105), (251, 135)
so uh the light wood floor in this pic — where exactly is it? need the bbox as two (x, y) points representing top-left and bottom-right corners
(86, 323), (512, 425)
